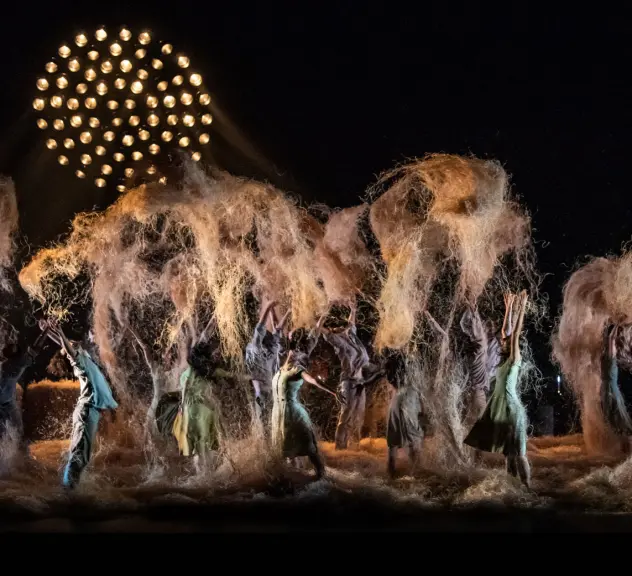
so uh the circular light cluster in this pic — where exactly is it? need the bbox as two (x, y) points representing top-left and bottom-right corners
(34, 26), (213, 192)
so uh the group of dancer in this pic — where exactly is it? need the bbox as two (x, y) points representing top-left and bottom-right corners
(0, 288), (543, 490)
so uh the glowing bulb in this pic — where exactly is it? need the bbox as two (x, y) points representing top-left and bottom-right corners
(101, 164), (112, 175)
(95, 178), (106, 188)
(109, 43), (122, 56)
(199, 133), (210, 144)
(163, 95), (176, 108)
(135, 48), (146, 59)
(138, 130), (150, 141)
(37, 118), (48, 129)
(107, 100), (119, 110)
(172, 75), (183, 86)
(95, 28), (107, 42)
(179, 136), (190, 147)
(162, 44), (173, 55)
(114, 78), (126, 90)
(125, 168), (134, 178)
(96, 81), (108, 96)
(67, 98), (79, 110)
(84, 68), (96, 81)
(120, 60), (133, 73)
(76, 83), (88, 94)
(157, 81), (168, 92)
(104, 131), (115, 142)
(89, 117), (100, 128)
(181, 93), (193, 105)
(167, 114), (178, 125)
(189, 73), (202, 86)
(177, 56), (190, 68)
(152, 58), (163, 70)
(117, 185), (126, 192)
(124, 99), (136, 110)
(191, 151), (201, 162)
(130, 81), (143, 94)
(146, 95), (158, 108)
(146, 165), (157, 175)
(53, 119), (64, 130)
(59, 45), (71, 58)
(199, 93), (211, 106)
(161, 131), (173, 142)
(114, 152), (124, 162)
(96, 146), (106, 156)
(147, 114), (159, 127)
(46, 139), (57, 150)
(70, 115), (82, 127)
(101, 60), (113, 74)
(122, 135), (134, 146)
(76, 170), (86, 178)
(58, 155), (69, 165)
(81, 154), (92, 165)
(112, 118), (123, 127)
(129, 115), (140, 126)
(159, 176), (167, 184)
(33, 98), (45, 111)
(80, 132), (92, 144)
(50, 95), (63, 108)
(68, 59), (80, 72)
(63, 138), (75, 149)
(149, 144), (160, 155)
(84, 97), (97, 109)
(120, 28), (132, 41)
(46, 62), (58, 73)
(36, 78), (49, 91)
(56, 76), (68, 89)
(182, 114), (195, 127)
(75, 33), (88, 47)
(132, 151), (143, 161)
(87, 50), (99, 61)
(137, 69), (149, 80)
(201, 113), (213, 125)
(139, 32), (151, 45)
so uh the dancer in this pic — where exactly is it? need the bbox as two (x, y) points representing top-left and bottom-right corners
(271, 349), (337, 479)
(43, 319), (118, 489)
(464, 290), (531, 488)
(316, 304), (382, 450)
(0, 322), (50, 445)
(245, 300), (290, 433)
(601, 324), (632, 454)
(172, 329), (223, 473)
(382, 349), (424, 479)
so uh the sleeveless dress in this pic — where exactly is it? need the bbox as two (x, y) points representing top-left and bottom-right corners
(172, 365), (219, 456)
(63, 348), (118, 488)
(384, 354), (423, 448)
(271, 366), (319, 458)
(464, 358), (527, 456)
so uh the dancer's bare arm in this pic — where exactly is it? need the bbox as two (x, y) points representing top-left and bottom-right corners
(348, 302), (357, 327)
(302, 371), (339, 401)
(511, 291), (528, 364)
(609, 325), (618, 359)
(258, 300), (277, 325)
(275, 309), (291, 333)
(502, 292), (515, 341)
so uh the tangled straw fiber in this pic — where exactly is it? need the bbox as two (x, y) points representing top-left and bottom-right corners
(0, 178), (18, 294)
(553, 254), (632, 455)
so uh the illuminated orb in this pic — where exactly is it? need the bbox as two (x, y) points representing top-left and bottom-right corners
(76, 83), (88, 94)
(46, 138), (57, 149)
(53, 119), (64, 130)
(157, 81), (168, 92)
(147, 114), (160, 127)
(161, 131), (173, 142)
(139, 32), (151, 45)
(120, 28), (132, 41)
(45, 62), (58, 73)
(131, 151), (143, 161)
(63, 138), (75, 149)
(76, 170), (86, 178)
(95, 28), (107, 42)
(110, 43), (122, 56)
(129, 115), (140, 127)
(181, 93), (193, 106)
(191, 151), (201, 162)
(199, 93), (211, 106)
(125, 167), (134, 178)
(80, 132), (92, 144)
(56, 76), (69, 89)
(81, 154), (92, 165)
(87, 50), (99, 61)
(95, 146), (106, 156)
(137, 69), (149, 80)
(68, 59), (81, 72)
(117, 185), (126, 192)
(70, 115), (82, 127)
(162, 44), (172, 55)
(101, 60), (113, 74)
(189, 73), (202, 86)
(167, 114), (178, 125)
(67, 98), (79, 110)
(101, 164), (113, 175)
(135, 48), (146, 59)
(177, 56), (190, 68)
(107, 100), (119, 110)
(114, 78), (126, 90)
(163, 95), (176, 108)
(122, 135), (134, 146)
(152, 59), (163, 70)
(33, 98), (45, 111)
(36, 78), (49, 91)
(58, 155), (69, 165)
(89, 117), (100, 128)
(50, 95), (63, 108)
(182, 114), (195, 127)
(58, 45), (71, 58)
(75, 34), (88, 47)
(149, 144), (160, 155)
(95, 178), (106, 188)
(114, 152), (124, 162)
(120, 59), (133, 73)
(199, 133), (210, 145)
(178, 136), (190, 147)
(139, 129), (150, 141)
(37, 118), (48, 129)
(103, 131), (115, 142)
(147, 165), (157, 175)
(201, 113), (212, 125)
(124, 99), (136, 109)
(172, 75), (183, 86)
(130, 81), (143, 94)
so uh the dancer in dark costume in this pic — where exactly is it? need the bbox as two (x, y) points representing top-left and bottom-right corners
(245, 300), (290, 433)
(464, 290), (531, 487)
(43, 320), (118, 489)
(316, 305), (382, 450)
(0, 323), (50, 446)
(601, 325), (632, 454)
(271, 350), (337, 479)
(382, 348), (424, 479)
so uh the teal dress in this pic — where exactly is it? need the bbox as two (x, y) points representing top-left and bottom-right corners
(271, 366), (319, 458)
(63, 348), (118, 488)
(601, 355), (632, 435)
(464, 358), (527, 456)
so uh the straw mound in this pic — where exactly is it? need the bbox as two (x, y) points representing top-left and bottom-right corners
(22, 380), (79, 441)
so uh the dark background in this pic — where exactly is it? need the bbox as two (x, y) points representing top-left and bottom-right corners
(1, 2), (631, 432)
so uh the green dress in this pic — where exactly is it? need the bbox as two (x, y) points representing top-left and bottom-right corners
(172, 365), (219, 456)
(601, 355), (632, 435)
(464, 358), (527, 456)
(271, 366), (319, 459)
